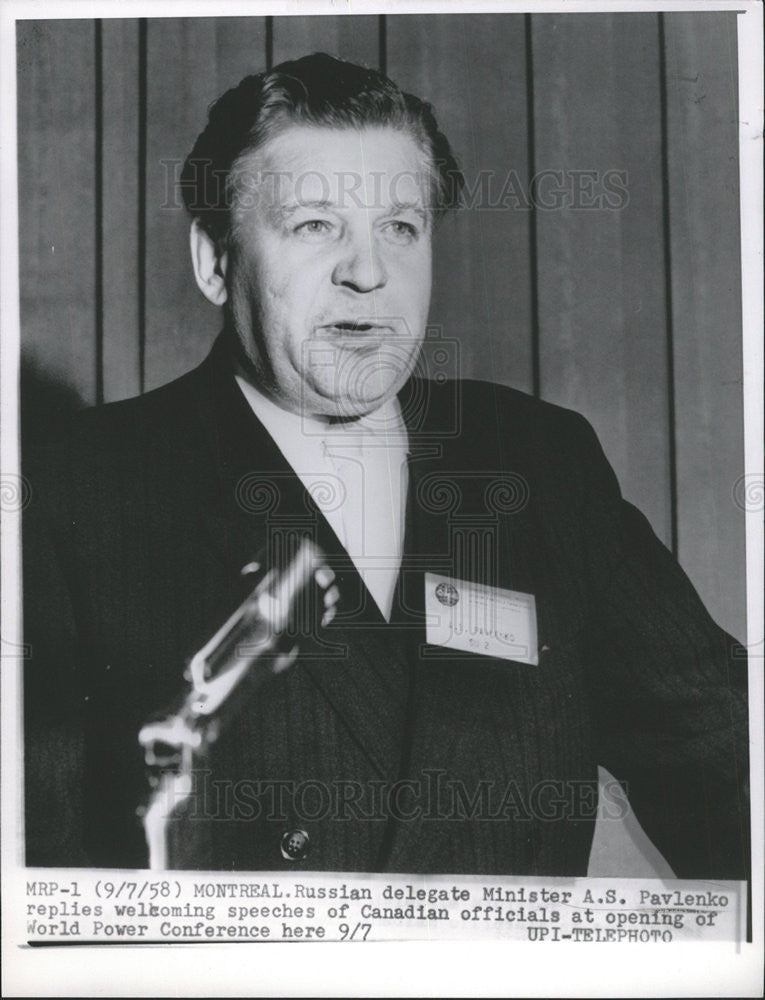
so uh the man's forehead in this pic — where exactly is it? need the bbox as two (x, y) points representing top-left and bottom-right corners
(234, 124), (433, 212)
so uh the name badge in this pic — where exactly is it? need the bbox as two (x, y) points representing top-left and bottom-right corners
(424, 572), (538, 665)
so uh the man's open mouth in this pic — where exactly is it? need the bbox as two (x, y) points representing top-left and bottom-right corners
(318, 321), (386, 334)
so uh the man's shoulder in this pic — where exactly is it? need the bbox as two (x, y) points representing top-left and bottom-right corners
(78, 366), (203, 442)
(419, 375), (594, 445)
(32, 364), (204, 457)
(455, 377), (584, 419)
(22, 364), (211, 509)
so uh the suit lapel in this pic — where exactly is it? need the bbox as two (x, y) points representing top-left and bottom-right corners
(395, 376), (538, 619)
(186, 336), (411, 781)
(384, 378), (546, 869)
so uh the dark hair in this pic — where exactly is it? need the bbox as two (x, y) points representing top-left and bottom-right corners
(181, 52), (464, 243)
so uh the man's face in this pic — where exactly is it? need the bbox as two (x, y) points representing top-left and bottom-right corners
(225, 124), (433, 418)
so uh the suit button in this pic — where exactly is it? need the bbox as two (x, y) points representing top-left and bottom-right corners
(280, 829), (309, 862)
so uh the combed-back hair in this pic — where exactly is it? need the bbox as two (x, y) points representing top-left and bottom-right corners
(181, 52), (464, 243)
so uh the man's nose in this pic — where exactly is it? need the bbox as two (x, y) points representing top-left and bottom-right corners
(331, 232), (387, 292)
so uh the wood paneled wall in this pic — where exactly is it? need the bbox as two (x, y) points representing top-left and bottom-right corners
(16, 12), (746, 640)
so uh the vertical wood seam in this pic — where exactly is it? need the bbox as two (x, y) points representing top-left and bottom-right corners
(458, 20), (500, 388)
(266, 16), (273, 70)
(378, 14), (387, 75)
(658, 12), (679, 558)
(524, 13), (540, 399)
(41, 24), (78, 397)
(94, 19), (104, 405)
(138, 19), (147, 395)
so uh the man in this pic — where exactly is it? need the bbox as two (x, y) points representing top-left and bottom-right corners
(24, 53), (749, 877)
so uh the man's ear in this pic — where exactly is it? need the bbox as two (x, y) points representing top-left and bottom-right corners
(190, 219), (228, 306)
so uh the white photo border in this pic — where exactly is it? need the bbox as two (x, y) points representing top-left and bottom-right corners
(1, 1), (762, 996)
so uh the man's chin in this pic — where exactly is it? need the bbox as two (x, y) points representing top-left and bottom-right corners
(322, 394), (392, 419)
(303, 371), (411, 417)
(305, 385), (400, 419)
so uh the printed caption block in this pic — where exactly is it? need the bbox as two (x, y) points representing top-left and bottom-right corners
(21, 872), (747, 944)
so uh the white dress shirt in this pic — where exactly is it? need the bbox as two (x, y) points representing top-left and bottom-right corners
(234, 375), (409, 621)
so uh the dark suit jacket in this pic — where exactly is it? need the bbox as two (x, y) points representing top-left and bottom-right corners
(23, 334), (750, 877)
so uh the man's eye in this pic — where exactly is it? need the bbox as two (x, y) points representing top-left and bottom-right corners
(294, 219), (333, 237)
(384, 220), (418, 243)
